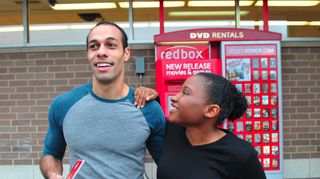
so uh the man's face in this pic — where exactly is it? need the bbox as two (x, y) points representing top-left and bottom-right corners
(87, 24), (130, 84)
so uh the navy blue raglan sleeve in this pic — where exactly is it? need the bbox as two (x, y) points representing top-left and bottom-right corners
(141, 101), (166, 165)
(42, 83), (90, 160)
(42, 96), (67, 160)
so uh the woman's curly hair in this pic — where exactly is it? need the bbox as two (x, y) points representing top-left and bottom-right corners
(196, 72), (248, 126)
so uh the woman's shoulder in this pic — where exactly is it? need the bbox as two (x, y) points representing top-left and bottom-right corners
(222, 131), (257, 160)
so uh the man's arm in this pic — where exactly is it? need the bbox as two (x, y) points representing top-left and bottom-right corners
(40, 155), (63, 179)
(141, 101), (166, 164)
(40, 96), (68, 179)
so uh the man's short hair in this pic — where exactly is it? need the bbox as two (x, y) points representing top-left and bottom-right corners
(86, 21), (128, 50)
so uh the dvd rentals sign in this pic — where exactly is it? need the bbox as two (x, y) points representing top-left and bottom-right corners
(156, 44), (212, 80)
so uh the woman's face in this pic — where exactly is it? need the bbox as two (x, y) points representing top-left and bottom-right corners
(169, 75), (209, 126)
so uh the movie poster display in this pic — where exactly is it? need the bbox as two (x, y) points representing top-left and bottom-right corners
(222, 41), (282, 173)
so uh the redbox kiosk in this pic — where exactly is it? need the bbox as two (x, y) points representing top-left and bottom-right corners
(154, 28), (283, 179)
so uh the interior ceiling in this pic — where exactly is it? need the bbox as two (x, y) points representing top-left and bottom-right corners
(0, 0), (319, 25)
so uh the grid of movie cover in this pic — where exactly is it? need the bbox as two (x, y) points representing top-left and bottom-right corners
(225, 57), (280, 170)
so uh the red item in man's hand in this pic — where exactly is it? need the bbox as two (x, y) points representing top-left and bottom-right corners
(66, 160), (85, 179)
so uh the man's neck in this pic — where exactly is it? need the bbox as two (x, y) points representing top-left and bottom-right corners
(92, 78), (129, 100)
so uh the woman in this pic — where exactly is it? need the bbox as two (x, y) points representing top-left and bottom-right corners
(157, 73), (266, 179)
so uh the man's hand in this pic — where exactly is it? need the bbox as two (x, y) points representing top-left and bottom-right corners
(47, 172), (64, 179)
(134, 87), (158, 108)
(40, 156), (63, 179)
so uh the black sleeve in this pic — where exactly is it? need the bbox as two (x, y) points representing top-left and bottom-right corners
(238, 152), (266, 179)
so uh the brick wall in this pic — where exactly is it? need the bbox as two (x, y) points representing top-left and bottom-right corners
(0, 46), (319, 165)
(281, 47), (320, 159)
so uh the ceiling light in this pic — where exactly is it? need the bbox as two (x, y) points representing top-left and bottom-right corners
(1, 20), (320, 33)
(116, 23), (130, 28)
(239, 21), (317, 26)
(255, 1), (319, 6)
(308, 21), (320, 25)
(188, 1), (254, 7)
(119, 1), (185, 8)
(163, 21), (232, 27)
(150, 21), (228, 27)
(239, 21), (263, 26)
(286, 21), (309, 26)
(30, 25), (69, 31)
(50, 3), (116, 10)
(69, 24), (96, 29)
(169, 11), (249, 16)
(0, 26), (23, 32)
(133, 23), (150, 28)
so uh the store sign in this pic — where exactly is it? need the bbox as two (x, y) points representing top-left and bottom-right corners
(190, 32), (244, 39)
(157, 44), (209, 60)
(226, 44), (277, 56)
(154, 28), (281, 42)
(164, 59), (212, 77)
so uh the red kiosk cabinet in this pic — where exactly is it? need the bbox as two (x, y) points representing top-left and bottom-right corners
(155, 43), (221, 118)
(154, 28), (283, 179)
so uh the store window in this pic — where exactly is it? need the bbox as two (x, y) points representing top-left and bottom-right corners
(161, 0), (320, 40)
(28, 0), (129, 45)
(129, 0), (161, 42)
(264, 0), (320, 39)
(0, 0), (319, 47)
(163, 0), (260, 31)
(0, 0), (23, 46)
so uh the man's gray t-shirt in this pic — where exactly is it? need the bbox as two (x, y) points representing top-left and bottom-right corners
(42, 82), (166, 178)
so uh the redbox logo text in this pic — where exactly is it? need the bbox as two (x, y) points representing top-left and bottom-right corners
(160, 46), (206, 60)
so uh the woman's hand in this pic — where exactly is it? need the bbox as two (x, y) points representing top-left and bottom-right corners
(134, 87), (158, 108)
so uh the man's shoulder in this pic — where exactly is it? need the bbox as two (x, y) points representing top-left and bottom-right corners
(127, 86), (164, 117)
(52, 83), (90, 106)
(140, 100), (165, 130)
(142, 99), (163, 114)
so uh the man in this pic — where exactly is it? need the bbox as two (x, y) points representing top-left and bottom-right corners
(40, 21), (166, 179)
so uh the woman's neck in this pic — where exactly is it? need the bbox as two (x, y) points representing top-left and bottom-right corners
(186, 126), (226, 146)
